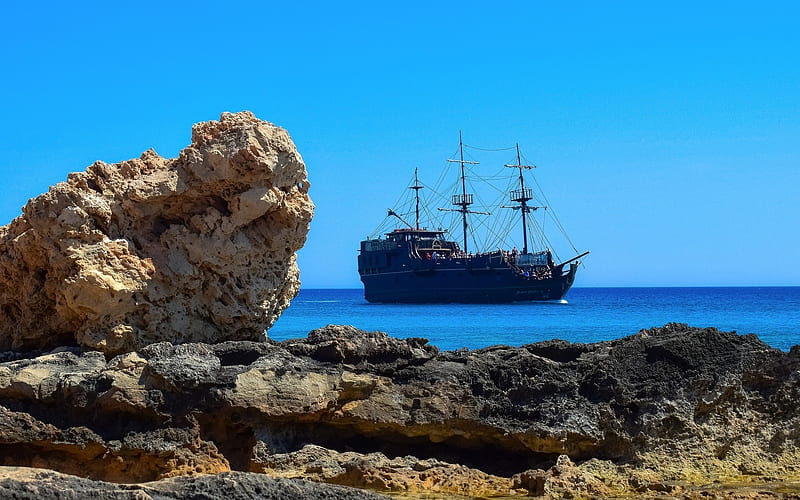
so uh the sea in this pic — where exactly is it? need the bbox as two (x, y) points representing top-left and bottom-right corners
(268, 287), (800, 352)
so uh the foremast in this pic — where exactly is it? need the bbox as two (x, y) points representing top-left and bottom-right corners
(501, 145), (590, 267)
(503, 144), (541, 255)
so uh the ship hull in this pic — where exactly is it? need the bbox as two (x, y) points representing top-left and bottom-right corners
(360, 265), (577, 303)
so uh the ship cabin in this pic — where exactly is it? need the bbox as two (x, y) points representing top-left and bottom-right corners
(358, 228), (463, 274)
(385, 228), (460, 260)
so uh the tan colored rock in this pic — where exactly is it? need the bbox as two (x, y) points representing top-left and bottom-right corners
(1, 326), (799, 496)
(252, 444), (518, 497)
(0, 406), (230, 483)
(0, 467), (389, 499)
(0, 111), (313, 354)
(512, 455), (613, 499)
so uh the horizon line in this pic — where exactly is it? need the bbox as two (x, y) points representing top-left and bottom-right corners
(298, 285), (800, 290)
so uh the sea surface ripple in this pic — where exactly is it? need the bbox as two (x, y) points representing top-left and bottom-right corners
(269, 287), (800, 351)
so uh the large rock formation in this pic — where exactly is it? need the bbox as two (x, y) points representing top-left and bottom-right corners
(1, 323), (798, 498)
(0, 112), (313, 355)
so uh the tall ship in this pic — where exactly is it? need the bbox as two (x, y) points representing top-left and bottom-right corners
(358, 134), (589, 303)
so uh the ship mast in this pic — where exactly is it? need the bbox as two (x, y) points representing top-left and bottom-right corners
(441, 132), (477, 254)
(504, 144), (537, 254)
(409, 167), (424, 230)
(436, 132), (490, 254)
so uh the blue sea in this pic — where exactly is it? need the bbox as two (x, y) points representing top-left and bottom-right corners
(268, 287), (800, 352)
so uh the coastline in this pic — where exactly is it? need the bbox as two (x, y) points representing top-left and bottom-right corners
(1, 323), (798, 498)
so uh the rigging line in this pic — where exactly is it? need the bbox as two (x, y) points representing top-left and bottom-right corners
(468, 171), (508, 197)
(530, 214), (561, 262)
(421, 186), (445, 206)
(529, 174), (580, 254)
(433, 161), (451, 192)
(520, 151), (537, 166)
(421, 178), (454, 206)
(475, 200), (512, 246)
(550, 210), (577, 254)
(485, 212), (515, 249)
(470, 172), (517, 248)
(369, 215), (392, 238)
(383, 170), (418, 219)
(528, 217), (557, 261)
(467, 170), (509, 213)
(463, 143), (517, 152)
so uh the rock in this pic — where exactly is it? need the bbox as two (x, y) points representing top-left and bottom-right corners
(0, 467), (388, 499)
(510, 454), (612, 498)
(0, 111), (313, 355)
(0, 406), (229, 483)
(0, 323), (798, 496)
(253, 444), (517, 497)
(283, 325), (439, 373)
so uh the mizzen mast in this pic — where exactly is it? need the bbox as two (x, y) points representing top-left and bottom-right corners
(409, 167), (424, 230)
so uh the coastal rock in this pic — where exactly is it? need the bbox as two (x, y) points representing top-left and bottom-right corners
(0, 323), (798, 496)
(0, 467), (388, 499)
(0, 111), (313, 354)
(511, 455), (612, 498)
(284, 324), (439, 373)
(252, 444), (517, 497)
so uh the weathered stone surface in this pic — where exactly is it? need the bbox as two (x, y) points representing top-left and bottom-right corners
(0, 111), (313, 354)
(253, 444), (517, 497)
(0, 467), (388, 499)
(285, 324), (439, 371)
(511, 454), (612, 498)
(0, 405), (229, 483)
(0, 323), (798, 497)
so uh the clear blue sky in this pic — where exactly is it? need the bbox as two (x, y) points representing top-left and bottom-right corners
(2, 1), (798, 288)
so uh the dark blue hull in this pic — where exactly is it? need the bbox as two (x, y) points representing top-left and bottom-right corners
(360, 263), (577, 303)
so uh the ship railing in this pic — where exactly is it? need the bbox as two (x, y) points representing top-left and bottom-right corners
(516, 252), (549, 266)
(417, 250), (450, 260)
(362, 239), (396, 252)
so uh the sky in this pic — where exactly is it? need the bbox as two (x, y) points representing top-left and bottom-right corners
(1, 1), (798, 288)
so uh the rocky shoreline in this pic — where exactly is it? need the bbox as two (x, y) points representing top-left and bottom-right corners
(1, 323), (798, 498)
(1, 113), (798, 498)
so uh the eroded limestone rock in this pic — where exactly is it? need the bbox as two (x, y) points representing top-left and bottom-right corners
(0, 324), (798, 497)
(0, 467), (388, 500)
(0, 111), (313, 354)
(252, 444), (518, 497)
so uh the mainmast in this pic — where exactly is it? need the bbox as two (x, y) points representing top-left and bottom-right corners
(409, 167), (424, 230)
(504, 144), (538, 254)
(439, 132), (483, 254)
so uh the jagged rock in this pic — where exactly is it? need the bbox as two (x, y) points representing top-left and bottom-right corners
(0, 323), (798, 496)
(512, 455), (612, 498)
(284, 325), (439, 374)
(0, 467), (388, 499)
(252, 444), (517, 497)
(0, 406), (229, 483)
(0, 111), (313, 355)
